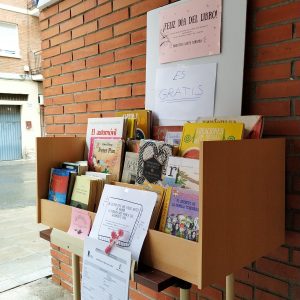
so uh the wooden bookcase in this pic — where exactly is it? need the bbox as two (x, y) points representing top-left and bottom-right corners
(36, 137), (285, 289)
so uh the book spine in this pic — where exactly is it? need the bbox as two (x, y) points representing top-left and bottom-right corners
(158, 187), (172, 232)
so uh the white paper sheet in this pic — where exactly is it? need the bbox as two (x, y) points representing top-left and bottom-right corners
(81, 237), (131, 300)
(89, 184), (157, 261)
(154, 63), (217, 122)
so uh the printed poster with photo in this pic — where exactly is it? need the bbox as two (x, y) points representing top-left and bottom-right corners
(159, 0), (222, 63)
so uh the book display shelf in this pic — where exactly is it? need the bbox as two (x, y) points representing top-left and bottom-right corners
(36, 136), (285, 299)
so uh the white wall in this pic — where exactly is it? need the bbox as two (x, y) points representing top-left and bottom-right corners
(0, 78), (42, 159)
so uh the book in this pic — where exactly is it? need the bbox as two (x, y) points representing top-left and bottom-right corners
(121, 152), (139, 184)
(62, 161), (88, 175)
(70, 175), (98, 211)
(136, 140), (173, 186)
(86, 117), (127, 156)
(196, 115), (263, 139)
(152, 125), (183, 144)
(67, 207), (91, 240)
(85, 171), (112, 183)
(159, 187), (199, 242)
(179, 122), (244, 158)
(48, 168), (71, 204)
(163, 156), (199, 191)
(88, 138), (125, 181)
(115, 110), (151, 139)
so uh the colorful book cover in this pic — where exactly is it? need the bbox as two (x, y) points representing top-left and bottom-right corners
(163, 156), (199, 191)
(152, 125), (183, 142)
(88, 138), (124, 181)
(115, 110), (151, 139)
(48, 168), (71, 204)
(67, 207), (91, 240)
(136, 140), (173, 186)
(179, 122), (244, 158)
(121, 152), (139, 184)
(159, 187), (199, 242)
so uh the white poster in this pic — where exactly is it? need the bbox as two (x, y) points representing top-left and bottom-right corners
(89, 185), (157, 261)
(154, 63), (217, 122)
(81, 238), (131, 300)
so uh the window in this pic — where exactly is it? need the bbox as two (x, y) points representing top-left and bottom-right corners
(0, 22), (20, 58)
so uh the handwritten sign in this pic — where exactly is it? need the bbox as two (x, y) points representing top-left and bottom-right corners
(159, 0), (222, 63)
(154, 63), (217, 122)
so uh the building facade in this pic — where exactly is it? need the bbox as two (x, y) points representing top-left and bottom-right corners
(0, 0), (42, 160)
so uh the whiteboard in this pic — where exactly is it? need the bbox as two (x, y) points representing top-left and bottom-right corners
(145, 0), (248, 125)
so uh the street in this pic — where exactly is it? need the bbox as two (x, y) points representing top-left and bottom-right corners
(0, 160), (36, 209)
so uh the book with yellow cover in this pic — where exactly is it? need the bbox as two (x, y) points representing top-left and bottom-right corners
(179, 122), (244, 158)
(115, 110), (151, 139)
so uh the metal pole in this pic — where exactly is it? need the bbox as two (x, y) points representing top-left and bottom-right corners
(180, 288), (190, 300)
(226, 273), (234, 300)
(72, 253), (81, 300)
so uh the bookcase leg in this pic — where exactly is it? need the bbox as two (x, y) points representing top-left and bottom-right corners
(180, 288), (190, 300)
(226, 273), (234, 300)
(72, 253), (81, 300)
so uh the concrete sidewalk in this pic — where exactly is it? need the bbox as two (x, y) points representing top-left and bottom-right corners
(0, 206), (51, 292)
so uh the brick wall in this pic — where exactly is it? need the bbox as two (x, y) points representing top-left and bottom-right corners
(40, 0), (300, 299)
(0, 7), (41, 74)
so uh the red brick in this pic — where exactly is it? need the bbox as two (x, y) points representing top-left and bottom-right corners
(251, 24), (292, 46)
(71, 0), (96, 17)
(295, 61), (300, 77)
(137, 284), (159, 299)
(132, 56), (146, 70)
(43, 78), (52, 88)
(51, 53), (72, 66)
(50, 249), (71, 264)
(65, 124), (87, 134)
(44, 86), (62, 97)
(256, 2), (300, 27)
(46, 125), (64, 134)
(63, 82), (87, 93)
(85, 27), (113, 45)
(249, 63), (291, 81)
(52, 74), (73, 86)
(62, 60), (86, 74)
(291, 285), (300, 300)
(49, 10), (70, 26)
(257, 41), (300, 63)
(99, 8), (129, 29)
(74, 68), (99, 82)
(74, 91), (100, 102)
(59, 0), (81, 11)
(116, 70), (145, 85)
(84, 2), (112, 22)
(40, 20), (49, 31)
(87, 100), (116, 112)
(287, 139), (300, 155)
(44, 116), (53, 125)
(52, 266), (72, 284)
(131, 0), (168, 17)
(249, 100), (290, 116)
(256, 257), (300, 281)
(101, 60), (131, 76)
(41, 40), (50, 50)
(116, 97), (145, 110)
(44, 66), (62, 77)
(60, 248), (71, 256)
(41, 25), (60, 40)
(198, 286), (223, 300)
(40, 4), (59, 20)
(255, 289), (285, 300)
(42, 46), (61, 59)
(60, 15), (83, 32)
(251, 0), (283, 9)
(287, 156), (300, 172)
(267, 246), (289, 263)
(263, 120), (300, 136)
(61, 37), (85, 53)
(54, 115), (74, 124)
(60, 262), (73, 275)
(129, 289), (149, 300)
(295, 99), (300, 116)
(42, 59), (51, 69)
(286, 231), (300, 247)
(294, 250), (300, 265)
(101, 86), (131, 99)
(287, 195), (300, 210)
(234, 281), (253, 300)
(132, 83), (145, 96)
(87, 77), (115, 90)
(115, 43), (146, 61)
(131, 29), (146, 44)
(293, 176), (300, 193)
(53, 94), (74, 105)
(65, 103), (87, 114)
(73, 45), (98, 60)
(50, 243), (59, 251)
(296, 22), (300, 38)
(86, 52), (114, 68)
(52, 274), (61, 285)
(235, 268), (288, 297)
(50, 32), (72, 47)
(75, 113), (101, 123)
(256, 80), (300, 99)
(44, 98), (53, 106)
(60, 281), (73, 293)
(114, 15), (147, 36)
(100, 34), (130, 53)
(113, 0), (140, 10)
(72, 21), (98, 39)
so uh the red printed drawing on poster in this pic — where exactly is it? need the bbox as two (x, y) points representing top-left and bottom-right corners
(159, 0), (222, 64)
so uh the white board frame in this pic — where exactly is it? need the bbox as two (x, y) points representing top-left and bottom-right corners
(145, 0), (248, 125)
